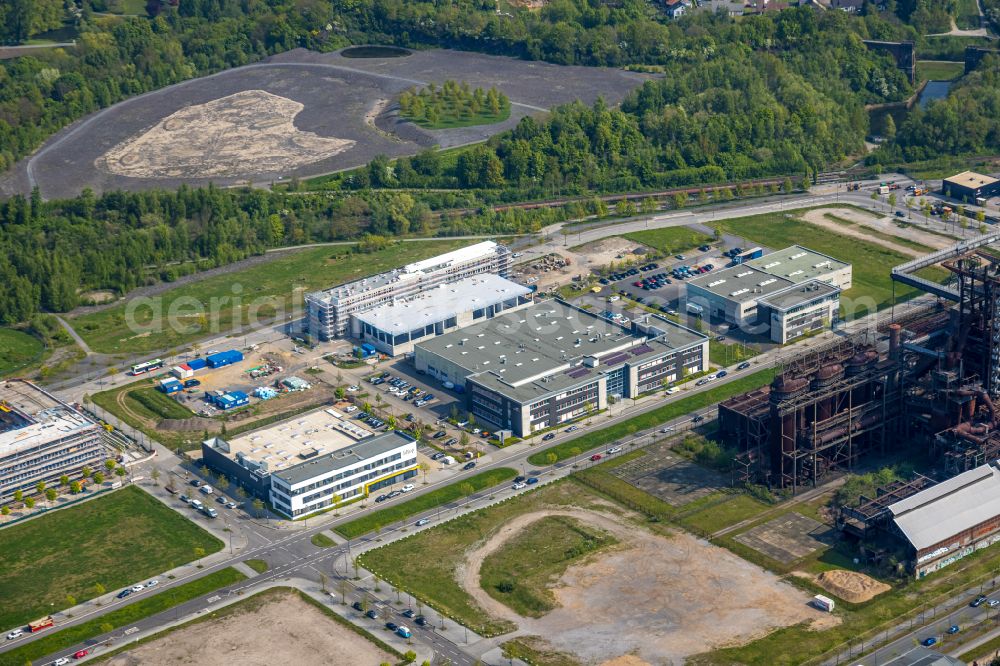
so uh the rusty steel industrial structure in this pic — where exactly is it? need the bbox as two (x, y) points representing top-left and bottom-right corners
(719, 228), (1000, 494)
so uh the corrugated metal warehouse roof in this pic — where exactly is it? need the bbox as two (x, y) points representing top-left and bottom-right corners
(890, 463), (1000, 552)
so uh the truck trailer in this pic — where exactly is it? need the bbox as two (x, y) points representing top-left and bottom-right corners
(28, 616), (54, 632)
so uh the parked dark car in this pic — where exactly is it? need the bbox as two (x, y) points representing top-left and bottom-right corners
(415, 616), (427, 626)
(526, 477), (539, 485)
(402, 609), (416, 618)
(385, 622), (398, 631)
(737, 362), (752, 370)
(462, 461), (477, 471)
(543, 433), (556, 441)
(352, 601), (364, 612)
(366, 609), (379, 619)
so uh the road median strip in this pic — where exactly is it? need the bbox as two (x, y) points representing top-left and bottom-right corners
(334, 468), (518, 540)
(526, 368), (777, 465)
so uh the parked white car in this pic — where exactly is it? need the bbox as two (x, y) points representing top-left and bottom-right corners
(401, 484), (415, 493)
(344, 405), (358, 413)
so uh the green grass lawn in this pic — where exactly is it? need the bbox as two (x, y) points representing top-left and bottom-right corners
(622, 228), (713, 255)
(406, 105), (511, 129)
(0, 568), (246, 666)
(708, 339), (758, 367)
(127, 386), (195, 420)
(90, 378), (193, 450)
(526, 367), (777, 465)
(311, 532), (337, 548)
(0, 486), (224, 630)
(360, 479), (618, 636)
(335, 468), (518, 539)
(710, 210), (936, 317)
(243, 558), (269, 574)
(480, 515), (617, 617)
(70, 241), (466, 354)
(917, 60), (966, 81)
(953, 0), (981, 30)
(0, 328), (44, 376)
(676, 493), (771, 536)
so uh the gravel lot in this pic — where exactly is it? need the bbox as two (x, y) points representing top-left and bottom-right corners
(3, 47), (650, 199)
(104, 589), (394, 666)
(461, 508), (829, 665)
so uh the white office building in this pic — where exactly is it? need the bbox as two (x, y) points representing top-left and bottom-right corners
(0, 380), (109, 500)
(202, 407), (418, 519)
(305, 241), (513, 341)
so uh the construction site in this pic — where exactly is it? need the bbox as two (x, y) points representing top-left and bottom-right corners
(719, 233), (1000, 495)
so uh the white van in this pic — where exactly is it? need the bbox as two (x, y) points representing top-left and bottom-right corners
(200, 484), (214, 495)
(441, 456), (456, 465)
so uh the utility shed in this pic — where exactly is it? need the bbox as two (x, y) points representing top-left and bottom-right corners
(890, 461), (1000, 577)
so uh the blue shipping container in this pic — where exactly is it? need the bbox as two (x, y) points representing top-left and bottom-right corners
(206, 349), (244, 368)
(187, 357), (207, 371)
(361, 343), (376, 353)
(160, 381), (182, 394)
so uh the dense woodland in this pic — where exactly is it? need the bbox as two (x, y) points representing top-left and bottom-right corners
(1, 0), (1000, 327)
(0, 185), (580, 324)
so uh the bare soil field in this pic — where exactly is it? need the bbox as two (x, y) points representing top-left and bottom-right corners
(3, 48), (650, 199)
(104, 589), (394, 666)
(512, 238), (642, 291)
(461, 508), (827, 665)
(98, 90), (354, 179)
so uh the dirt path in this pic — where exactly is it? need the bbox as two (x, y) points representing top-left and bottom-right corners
(798, 207), (949, 256)
(457, 508), (830, 665)
(458, 508), (632, 623)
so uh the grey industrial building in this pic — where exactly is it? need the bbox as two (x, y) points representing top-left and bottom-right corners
(354, 274), (533, 356)
(0, 380), (109, 500)
(414, 300), (708, 436)
(305, 241), (513, 341)
(687, 245), (851, 333)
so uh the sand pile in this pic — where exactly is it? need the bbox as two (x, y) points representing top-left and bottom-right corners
(816, 569), (890, 603)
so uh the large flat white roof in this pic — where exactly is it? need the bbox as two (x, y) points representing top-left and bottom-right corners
(891, 463), (1000, 552)
(945, 170), (999, 189)
(355, 274), (531, 336)
(220, 407), (373, 474)
(0, 413), (97, 457)
(404, 241), (499, 274)
(312, 241), (506, 304)
(0, 380), (99, 456)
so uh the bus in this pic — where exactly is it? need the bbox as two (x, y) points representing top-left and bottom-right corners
(130, 359), (164, 376)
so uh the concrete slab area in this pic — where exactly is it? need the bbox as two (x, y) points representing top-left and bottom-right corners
(734, 512), (835, 564)
(611, 440), (726, 507)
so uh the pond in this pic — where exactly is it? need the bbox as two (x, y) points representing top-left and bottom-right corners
(341, 46), (412, 59)
(917, 80), (953, 110)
